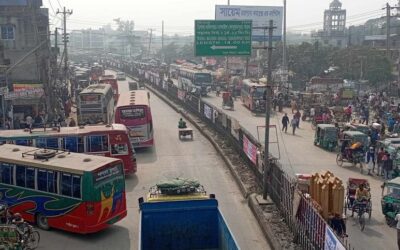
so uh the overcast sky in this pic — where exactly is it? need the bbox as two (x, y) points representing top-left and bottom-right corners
(45, 0), (395, 35)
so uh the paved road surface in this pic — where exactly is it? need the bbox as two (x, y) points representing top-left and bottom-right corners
(201, 91), (397, 250)
(37, 72), (270, 250)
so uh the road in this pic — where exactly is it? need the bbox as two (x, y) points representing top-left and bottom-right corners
(201, 91), (396, 250)
(38, 71), (269, 250)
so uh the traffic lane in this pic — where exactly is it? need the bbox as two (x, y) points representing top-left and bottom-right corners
(204, 93), (397, 250)
(39, 80), (269, 250)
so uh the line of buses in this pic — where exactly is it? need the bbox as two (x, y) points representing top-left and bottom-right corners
(0, 71), (154, 234)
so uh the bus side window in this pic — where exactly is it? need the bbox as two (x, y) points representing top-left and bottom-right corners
(37, 169), (47, 191)
(15, 139), (32, 146)
(26, 168), (35, 189)
(46, 138), (58, 149)
(64, 136), (78, 152)
(0, 163), (13, 185)
(87, 135), (108, 152)
(72, 175), (81, 199)
(61, 173), (72, 197)
(48, 171), (57, 193)
(36, 138), (46, 148)
(16, 165), (26, 188)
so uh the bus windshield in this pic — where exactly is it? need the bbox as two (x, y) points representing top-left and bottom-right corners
(252, 88), (265, 99)
(195, 73), (212, 84)
(119, 107), (145, 119)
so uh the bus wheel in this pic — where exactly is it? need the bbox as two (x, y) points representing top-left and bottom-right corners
(36, 213), (50, 230)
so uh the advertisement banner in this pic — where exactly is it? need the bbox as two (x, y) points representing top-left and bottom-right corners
(243, 135), (257, 165)
(204, 104), (212, 120)
(215, 5), (283, 42)
(5, 88), (44, 100)
(13, 83), (43, 91)
(324, 227), (346, 250)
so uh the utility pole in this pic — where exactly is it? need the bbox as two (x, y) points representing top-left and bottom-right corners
(148, 29), (154, 58)
(263, 20), (276, 200)
(386, 3), (391, 57)
(162, 21), (164, 62)
(282, 0), (288, 93)
(57, 7), (73, 87)
(225, 0), (230, 83)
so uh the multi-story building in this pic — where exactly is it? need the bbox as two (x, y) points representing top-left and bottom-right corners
(313, 0), (347, 48)
(0, 0), (50, 126)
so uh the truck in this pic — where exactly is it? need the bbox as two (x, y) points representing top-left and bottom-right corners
(138, 180), (239, 250)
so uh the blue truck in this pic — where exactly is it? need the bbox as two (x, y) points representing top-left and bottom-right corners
(138, 196), (239, 250)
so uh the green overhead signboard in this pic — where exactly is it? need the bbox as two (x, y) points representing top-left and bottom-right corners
(195, 20), (252, 56)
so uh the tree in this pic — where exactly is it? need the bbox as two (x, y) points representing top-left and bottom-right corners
(113, 18), (137, 56)
(179, 43), (195, 61)
(331, 46), (392, 85)
(157, 42), (179, 64)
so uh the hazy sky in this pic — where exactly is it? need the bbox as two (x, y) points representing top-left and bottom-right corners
(45, 0), (395, 35)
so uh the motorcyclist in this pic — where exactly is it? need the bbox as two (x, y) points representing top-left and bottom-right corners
(178, 118), (187, 129)
(352, 183), (370, 216)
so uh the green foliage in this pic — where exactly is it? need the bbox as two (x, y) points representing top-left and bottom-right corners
(273, 42), (392, 87)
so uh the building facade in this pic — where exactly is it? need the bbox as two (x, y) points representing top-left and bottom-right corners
(0, 0), (50, 127)
(313, 0), (347, 48)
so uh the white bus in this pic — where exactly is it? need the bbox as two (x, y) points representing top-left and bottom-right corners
(78, 84), (114, 124)
(178, 67), (213, 96)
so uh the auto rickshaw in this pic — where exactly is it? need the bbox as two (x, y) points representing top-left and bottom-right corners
(222, 91), (234, 110)
(336, 131), (369, 172)
(314, 124), (338, 151)
(381, 177), (400, 226)
(344, 123), (371, 135)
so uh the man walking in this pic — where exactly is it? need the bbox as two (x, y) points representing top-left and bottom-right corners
(282, 113), (289, 133)
(291, 116), (298, 135)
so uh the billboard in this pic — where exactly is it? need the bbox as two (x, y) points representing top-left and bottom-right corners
(215, 5), (283, 42)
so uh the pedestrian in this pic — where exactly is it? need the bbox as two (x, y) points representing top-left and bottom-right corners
(278, 98), (283, 112)
(69, 117), (76, 127)
(366, 147), (375, 176)
(294, 110), (301, 128)
(25, 115), (33, 129)
(291, 99), (297, 114)
(395, 212), (400, 249)
(383, 152), (393, 180)
(345, 105), (352, 122)
(291, 116), (298, 135)
(377, 147), (385, 176)
(282, 113), (289, 133)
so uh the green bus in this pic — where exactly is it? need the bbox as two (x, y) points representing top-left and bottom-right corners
(0, 144), (127, 233)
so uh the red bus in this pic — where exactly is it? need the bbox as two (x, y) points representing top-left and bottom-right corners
(0, 124), (137, 174)
(100, 75), (119, 102)
(0, 144), (126, 233)
(241, 79), (266, 113)
(115, 90), (154, 148)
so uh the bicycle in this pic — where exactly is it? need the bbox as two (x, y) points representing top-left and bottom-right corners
(17, 222), (40, 250)
(357, 203), (367, 231)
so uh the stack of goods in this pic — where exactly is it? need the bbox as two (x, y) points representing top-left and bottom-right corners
(309, 171), (344, 219)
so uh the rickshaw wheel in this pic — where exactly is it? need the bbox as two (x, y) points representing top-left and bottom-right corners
(336, 154), (344, 166)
